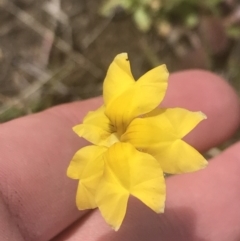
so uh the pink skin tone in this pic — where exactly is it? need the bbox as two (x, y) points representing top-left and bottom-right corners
(0, 70), (239, 241)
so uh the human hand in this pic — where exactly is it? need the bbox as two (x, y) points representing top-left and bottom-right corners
(0, 70), (239, 241)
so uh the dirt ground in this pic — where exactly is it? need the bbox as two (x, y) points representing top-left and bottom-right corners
(0, 0), (239, 149)
(0, 0), (164, 121)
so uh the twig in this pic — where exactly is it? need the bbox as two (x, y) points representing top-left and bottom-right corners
(43, 0), (69, 25)
(0, 0), (103, 78)
(139, 38), (161, 67)
(16, 61), (69, 95)
(0, 19), (17, 36)
(82, 16), (113, 49)
(0, 61), (76, 115)
(39, 0), (61, 69)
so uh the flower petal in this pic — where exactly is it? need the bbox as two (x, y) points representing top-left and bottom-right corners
(67, 145), (107, 209)
(73, 105), (118, 147)
(95, 180), (129, 231)
(145, 108), (207, 138)
(105, 65), (168, 135)
(76, 180), (97, 209)
(95, 142), (165, 230)
(121, 111), (176, 150)
(103, 53), (135, 105)
(67, 145), (107, 179)
(153, 139), (208, 174)
(122, 108), (207, 174)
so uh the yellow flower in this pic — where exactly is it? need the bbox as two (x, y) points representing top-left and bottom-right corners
(67, 53), (208, 230)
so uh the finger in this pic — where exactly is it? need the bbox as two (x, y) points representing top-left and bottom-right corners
(0, 98), (101, 241)
(53, 142), (240, 241)
(161, 70), (240, 151)
(0, 193), (25, 241)
(0, 70), (239, 241)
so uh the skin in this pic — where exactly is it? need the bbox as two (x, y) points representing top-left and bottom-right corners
(0, 70), (240, 241)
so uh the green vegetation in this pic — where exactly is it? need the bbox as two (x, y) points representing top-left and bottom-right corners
(100, 0), (223, 31)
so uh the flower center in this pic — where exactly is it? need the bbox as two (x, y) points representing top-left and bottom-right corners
(108, 132), (120, 146)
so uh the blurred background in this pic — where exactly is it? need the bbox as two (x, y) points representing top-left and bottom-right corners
(0, 0), (239, 133)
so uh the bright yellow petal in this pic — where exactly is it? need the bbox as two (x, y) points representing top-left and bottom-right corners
(96, 179), (129, 231)
(73, 105), (118, 147)
(76, 180), (97, 209)
(122, 108), (206, 148)
(76, 152), (104, 209)
(121, 111), (176, 150)
(122, 108), (207, 174)
(145, 108), (207, 138)
(95, 142), (165, 230)
(153, 139), (208, 174)
(105, 65), (168, 135)
(67, 145), (107, 179)
(103, 53), (135, 105)
(129, 153), (166, 214)
(67, 145), (107, 209)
